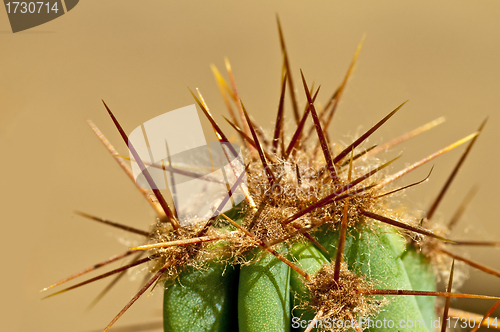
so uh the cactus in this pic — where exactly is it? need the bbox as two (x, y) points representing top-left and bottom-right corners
(42, 18), (500, 332)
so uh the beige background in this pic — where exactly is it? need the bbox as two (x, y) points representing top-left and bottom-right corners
(2, 1), (500, 331)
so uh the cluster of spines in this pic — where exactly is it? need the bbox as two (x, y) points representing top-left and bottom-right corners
(41, 17), (500, 332)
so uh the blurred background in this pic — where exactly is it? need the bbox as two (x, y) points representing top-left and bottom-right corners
(2, 1), (499, 331)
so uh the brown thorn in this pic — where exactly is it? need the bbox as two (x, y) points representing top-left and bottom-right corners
(75, 211), (149, 237)
(346, 155), (400, 190)
(334, 150), (354, 282)
(304, 309), (324, 332)
(449, 240), (500, 247)
(441, 260), (455, 332)
(210, 64), (239, 128)
(303, 37), (363, 145)
(284, 86), (320, 159)
(360, 289), (499, 300)
(164, 141), (178, 219)
(373, 166), (433, 199)
(294, 86), (322, 159)
(448, 186), (479, 230)
(130, 233), (232, 250)
(329, 185), (377, 205)
(302, 87), (339, 144)
(220, 152), (235, 203)
(281, 182), (377, 227)
(102, 259), (173, 332)
(346, 310), (364, 332)
(87, 251), (145, 311)
(223, 116), (276, 162)
(438, 247), (500, 279)
(280, 159), (390, 226)
(254, 186), (325, 250)
(101, 100), (179, 229)
(320, 83), (340, 116)
(197, 164), (249, 237)
(427, 118), (487, 220)
(192, 89), (254, 208)
(87, 321), (163, 332)
(240, 100), (276, 187)
(339, 145), (378, 167)
(250, 117), (271, 149)
(333, 196), (349, 283)
(374, 132), (478, 190)
(266, 219), (328, 252)
(123, 155), (226, 184)
(322, 35), (365, 132)
(220, 213), (310, 281)
(333, 101), (406, 165)
(312, 153), (397, 196)
(366, 117), (446, 157)
(276, 15), (300, 124)
(359, 209), (455, 244)
(246, 174), (282, 230)
(470, 300), (500, 332)
(40, 250), (136, 292)
(295, 164), (302, 186)
(211, 64), (236, 100)
(188, 89), (239, 159)
(42, 255), (159, 299)
(224, 58), (255, 151)
(280, 124), (285, 159)
(301, 71), (337, 182)
(302, 232), (329, 254)
(87, 120), (165, 217)
(272, 71), (287, 154)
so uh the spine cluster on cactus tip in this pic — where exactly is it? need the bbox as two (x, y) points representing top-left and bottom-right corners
(42, 18), (500, 332)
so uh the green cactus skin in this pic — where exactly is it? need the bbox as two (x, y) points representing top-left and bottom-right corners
(163, 262), (239, 331)
(401, 246), (437, 325)
(238, 247), (291, 332)
(162, 223), (437, 331)
(344, 225), (429, 332)
(290, 241), (328, 332)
